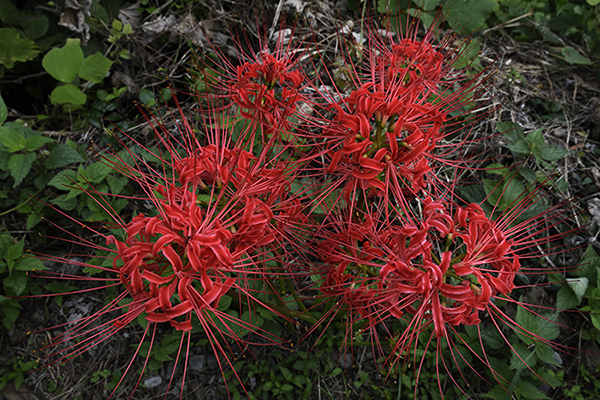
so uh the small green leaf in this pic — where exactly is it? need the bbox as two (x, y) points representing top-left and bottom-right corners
(112, 19), (123, 31)
(0, 28), (40, 69)
(8, 152), (36, 187)
(280, 366), (293, 381)
(525, 129), (545, 149)
(561, 46), (593, 65)
(42, 43), (83, 83)
(331, 367), (343, 376)
(78, 53), (113, 83)
(139, 89), (156, 106)
(587, 0), (600, 5)
(122, 23), (132, 35)
(518, 167), (536, 184)
(50, 84), (87, 105)
(45, 144), (84, 169)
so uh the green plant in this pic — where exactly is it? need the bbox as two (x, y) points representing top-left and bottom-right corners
(42, 40), (113, 108)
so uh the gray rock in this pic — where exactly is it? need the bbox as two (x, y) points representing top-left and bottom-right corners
(188, 355), (206, 372)
(144, 375), (162, 389)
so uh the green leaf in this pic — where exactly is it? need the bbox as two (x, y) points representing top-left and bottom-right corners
(122, 23), (132, 35)
(26, 213), (42, 230)
(3, 270), (27, 296)
(106, 174), (128, 194)
(561, 46), (593, 65)
(292, 375), (305, 387)
(483, 384), (509, 399)
(50, 84), (87, 105)
(506, 139), (530, 155)
(0, 0), (21, 24)
(445, 0), (497, 33)
(535, 342), (560, 366)
(85, 161), (112, 183)
(501, 178), (525, 206)
(280, 366), (293, 381)
(23, 15), (49, 40)
(588, 0), (600, 5)
(516, 380), (550, 399)
(5, 237), (23, 261)
(139, 89), (156, 106)
(541, 145), (569, 162)
(525, 129), (545, 149)
(0, 127), (24, 152)
(0, 92), (6, 125)
(519, 167), (536, 184)
(413, 0), (442, 11)
(556, 285), (580, 310)
(8, 152), (36, 187)
(579, 245), (599, 284)
(0, 28), (40, 69)
(78, 53), (113, 83)
(567, 277), (588, 302)
(48, 169), (78, 191)
(42, 43), (83, 83)
(15, 256), (48, 271)
(24, 135), (53, 152)
(46, 144), (84, 169)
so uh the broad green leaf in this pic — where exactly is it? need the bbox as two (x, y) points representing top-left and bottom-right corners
(458, 184), (486, 204)
(50, 84), (87, 105)
(42, 43), (83, 83)
(106, 174), (128, 194)
(567, 277), (588, 302)
(516, 380), (550, 399)
(445, 0), (497, 33)
(50, 194), (78, 211)
(78, 53), (113, 83)
(85, 161), (112, 183)
(588, 0), (600, 5)
(556, 285), (580, 310)
(506, 139), (530, 155)
(502, 178), (525, 205)
(23, 15), (49, 40)
(413, 0), (441, 11)
(0, 0), (21, 24)
(0, 28), (39, 69)
(561, 46), (593, 65)
(15, 256), (48, 271)
(280, 366), (293, 381)
(525, 129), (545, 149)
(536, 313), (560, 341)
(46, 144), (84, 169)
(518, 167), (536, 184)
(48, 169), (78, 191)
(8, 152), (36, 187)
(26, 213), (42, 230)
(535, 342), (560, 366)
(542, 145), (569, 162)
(0, 92), (6, 125)
(0, 127), (24, 152)
(5, 237), (24, 261)
(24, 135), (53, 152)
(483, 384), (509, 399)
(3, 270), (27, 296)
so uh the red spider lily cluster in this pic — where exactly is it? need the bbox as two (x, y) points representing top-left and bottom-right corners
(33, 15), (577, 400)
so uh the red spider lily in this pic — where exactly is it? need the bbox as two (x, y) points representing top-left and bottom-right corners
(302, 179), (580, 397)
(27, 100), (309, 398)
